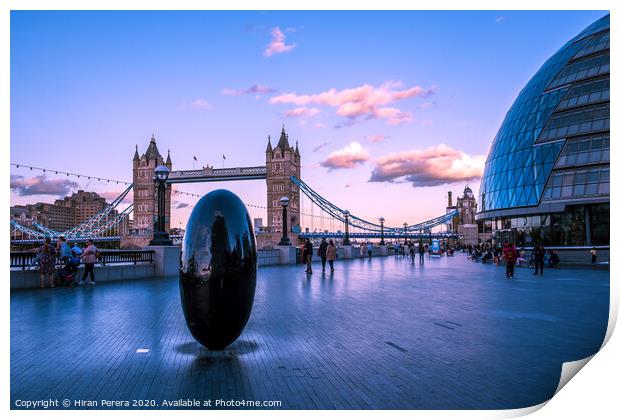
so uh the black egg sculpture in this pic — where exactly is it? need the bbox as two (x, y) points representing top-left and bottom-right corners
(180, 189), (257, 350)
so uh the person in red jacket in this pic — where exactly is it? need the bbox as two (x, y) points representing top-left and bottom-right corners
(502, 242), (517, 279)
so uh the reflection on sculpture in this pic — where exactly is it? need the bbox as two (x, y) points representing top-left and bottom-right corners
(180, 189), (257, 350)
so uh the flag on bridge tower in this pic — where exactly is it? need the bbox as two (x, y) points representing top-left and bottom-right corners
(222, 154), (226, 160)
(193, 156), (197, 161)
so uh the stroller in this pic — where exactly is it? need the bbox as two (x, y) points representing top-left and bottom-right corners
(56, 257), (81, 287)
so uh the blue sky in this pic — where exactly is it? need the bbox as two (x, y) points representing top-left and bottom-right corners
(10, 10), (608, 230)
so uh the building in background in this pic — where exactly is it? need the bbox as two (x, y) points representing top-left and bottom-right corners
(10, 206), (35, 241)
(265, 127), (301, 233)
(10, 190), (129, 239)
(132, 135), (172, 236)
(446, 187), (492, 245)
(476, 14), (609, 248)
(253, 218), (264, 233)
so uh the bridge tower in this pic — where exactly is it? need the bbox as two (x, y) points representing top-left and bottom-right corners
(266, 127), (301, 233)
(132, 135), (172, 236)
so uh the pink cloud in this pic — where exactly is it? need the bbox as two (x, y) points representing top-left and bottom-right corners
(269, 82), (434, 125)
(369, 144), (485, 187)
(366, 134), (391, 143)
(99, 189), (133, 204)
(284, 107), (320, 118)
(264, 27), (295, 57)
(190, 99), (213, 110)
(321, 142), (370, 170)
(221, 84), (277, 96)
(10, 175), (78, 197)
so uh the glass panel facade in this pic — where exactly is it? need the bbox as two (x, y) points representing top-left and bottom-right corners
(590, 203), (609, 246)
(556, 77), (609, 111)
(555, 132), (610, 168)
(491, 204), (607, 247)
(542, 165), (609, 201)
(538, 103), (609, 142)
(573, 30), (610, 60)
(547, 52), (609, 90)
(477, 15), (609, 246)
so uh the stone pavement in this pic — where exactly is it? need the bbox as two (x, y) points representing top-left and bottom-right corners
(10, 253), (609, 409)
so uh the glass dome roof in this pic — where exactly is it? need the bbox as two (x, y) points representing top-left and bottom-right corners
(477, 14), (609, 216)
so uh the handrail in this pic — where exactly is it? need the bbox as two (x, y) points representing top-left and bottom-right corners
(10, 249), (155, 270)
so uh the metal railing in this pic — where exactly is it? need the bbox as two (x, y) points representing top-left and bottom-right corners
(98, 250), (154, 266)
(10, 250), (155, 270)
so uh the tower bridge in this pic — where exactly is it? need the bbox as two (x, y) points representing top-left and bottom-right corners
(10, 127), (460, 245)
(167, 166), (267, 183)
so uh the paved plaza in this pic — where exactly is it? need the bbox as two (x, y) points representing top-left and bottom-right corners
(10, 253), (609, 409)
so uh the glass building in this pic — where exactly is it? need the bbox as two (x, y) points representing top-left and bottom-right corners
(476, 14), (609, 247)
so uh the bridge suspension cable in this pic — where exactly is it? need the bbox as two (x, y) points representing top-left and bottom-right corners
(291, 175), (458, 233)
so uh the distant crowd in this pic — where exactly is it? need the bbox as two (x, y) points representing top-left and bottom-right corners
(465, 242), (599, 279)
(28, 236), (99, 288)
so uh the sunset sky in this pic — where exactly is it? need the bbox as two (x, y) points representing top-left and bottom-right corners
(10, 10), (607, 230)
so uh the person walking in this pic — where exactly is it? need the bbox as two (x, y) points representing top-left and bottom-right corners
(303, 238), (313, 274)
(38, 237), (57, 288)
(80, 239), (98, 285)
(326, 240), (337, 273)
(367, 242), (373, 259)
(317, 238), (328, 272)
(409, 242), (415, 264)
(418, 242), (425, 264)
(533, 244), (545, 276)
(502, 242), (517, 279)
(590, 247), (598, 264)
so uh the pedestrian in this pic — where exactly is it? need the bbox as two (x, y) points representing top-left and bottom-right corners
(326, 240), (337, 272)
(549, 250), (560, 268)
(590, 247), (598, 264)
(37, 237), (57, 288)
(409, 242), (415, 263)
(361, 242), (367, 258)
(80, 239), (98, 285)
(494, 247), (501, 265)
(71, 243), (83, 258)
(367, 242), (373, 259)
(418, 242), (424, 263)
(56, 236), (72, 264)
(317, 238), (328, 272)
(533, 244), (545, 275)
(303, 238), (313, 274)
(502, 242), (517, 279)
(394, 242), (400, 257)
(517, 247), (527, 266)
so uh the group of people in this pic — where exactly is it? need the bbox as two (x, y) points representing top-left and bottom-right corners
(394, 241), (427, 263)
(303, 238), (338, 274)
(467, 242), (562, 279)
(29, 236), (99, 288)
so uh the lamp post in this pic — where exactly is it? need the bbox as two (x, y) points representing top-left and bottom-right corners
(149, 165), (173, 246)
(343, 210), (351, 245)
(278, 196), (291, 246)
(379, 217), (385, 245)
(403, 222), (408, 245)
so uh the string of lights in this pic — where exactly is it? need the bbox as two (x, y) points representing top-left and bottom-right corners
(9, 163), (332, 218)
(10, 163), (358, 223)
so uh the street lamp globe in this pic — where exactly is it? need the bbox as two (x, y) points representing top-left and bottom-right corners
(154, 165), (170, 182)
(343, 210), (350, 217)
(379, 217), (385, 223)
(280, 196), (290, 208)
